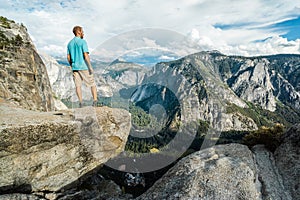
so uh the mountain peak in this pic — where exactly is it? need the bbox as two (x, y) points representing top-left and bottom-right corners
(205, 50), (223, 55)
(109, 58), (128, 66)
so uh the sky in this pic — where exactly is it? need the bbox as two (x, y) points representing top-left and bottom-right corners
(1, 0), (300, 62)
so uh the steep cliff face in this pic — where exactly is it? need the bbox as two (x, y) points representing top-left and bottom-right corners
(95, 60), (149, 100)
(131, 51), (300, 132)
(227, 58), (276, 111)
(0, 17), (54, 111)
(134, 52), (256, 132)
(39, 52), (76, 101)
(221, 54), (300, 112)
(105, 59), (148, 87)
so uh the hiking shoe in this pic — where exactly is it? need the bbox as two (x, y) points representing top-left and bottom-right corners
(92, 101), (97, 107)
(79, 102), (83, 108)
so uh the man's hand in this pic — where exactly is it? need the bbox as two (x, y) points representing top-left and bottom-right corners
(88, 68), (94, 75)
(84, 52), (94, 75)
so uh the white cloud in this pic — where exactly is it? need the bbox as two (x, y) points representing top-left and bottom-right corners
(189, 28), (200, 40)
(0, 0), (300, 57)
(38, 44), (66, 57)
(186, 26), (300, 56)
(158, 55), (176, 60)
(142, 38), (161, 48)
(240, 36), (300, 56)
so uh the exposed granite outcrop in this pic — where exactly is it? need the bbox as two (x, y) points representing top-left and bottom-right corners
(137, 125), (300, 200)
(252, 145), (292, 200)
(136, 143), (261, 200)
(0, 17), (54, 111)
(0, 101), (131, 198)
(274, 124), (300, 200)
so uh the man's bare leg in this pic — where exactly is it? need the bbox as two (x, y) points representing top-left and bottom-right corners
(76, 86), (83, 107)
(91, 86), (97, 101)
(91, 86), (97, 107)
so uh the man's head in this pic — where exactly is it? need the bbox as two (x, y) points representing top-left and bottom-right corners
(73, 26), (84, 39)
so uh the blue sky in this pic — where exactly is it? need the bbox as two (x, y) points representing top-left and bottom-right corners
(1, 0), (300, 60)
(216, 16), (300, 41)
(272, 16), (300, 40)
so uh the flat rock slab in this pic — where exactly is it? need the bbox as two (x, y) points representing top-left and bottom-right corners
(0, 102), (131, 192)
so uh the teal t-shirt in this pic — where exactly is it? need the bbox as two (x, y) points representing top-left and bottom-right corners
(67, 37), (89, 70)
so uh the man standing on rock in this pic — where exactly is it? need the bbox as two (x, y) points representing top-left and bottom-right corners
(67, 26), (97, 108)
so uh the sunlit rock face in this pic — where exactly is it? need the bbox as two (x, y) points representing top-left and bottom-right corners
(0, 18), (54, 111)
(0, 102), (131, 193)
(131, 51), (300, 132)
(137, 138), (298, 200)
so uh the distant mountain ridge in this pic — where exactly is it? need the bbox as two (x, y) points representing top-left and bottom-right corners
(213, 52), (300, 111)
(131, 51), (300, 132)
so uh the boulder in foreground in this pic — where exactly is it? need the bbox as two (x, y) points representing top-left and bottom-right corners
(0, 102), (131, 193)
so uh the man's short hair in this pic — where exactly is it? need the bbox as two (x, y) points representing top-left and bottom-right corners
(73, 26), (82, 35)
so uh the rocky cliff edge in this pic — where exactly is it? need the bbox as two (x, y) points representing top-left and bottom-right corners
(0, 99), (131, 198)
(137, 124), (299, 200)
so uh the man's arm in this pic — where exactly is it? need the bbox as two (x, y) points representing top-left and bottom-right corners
(84, 52), (93, 74)
(67, 54), (72, 66)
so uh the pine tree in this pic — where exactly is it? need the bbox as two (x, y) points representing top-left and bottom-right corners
(0, 31), (9, 50)
(14, 34), (23, 47)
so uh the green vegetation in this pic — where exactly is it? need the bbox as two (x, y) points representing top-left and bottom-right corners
(0, 31), (10, 50)
(197, 119), (209, 135)
(60, 99), (73, 108)
(243, 123), (284, 152)
(12, 34), (23, 47)
(97, 97), (112, 107)
(217, 130), (248, 145)
(0, 16), (11, 29)
(226, 101), (293, 127)
(0, 31), (24, 50)
(107, 69), (126, 79)
(0, 16), (24, 50)
(125, 139), (160, 154)
(124, 103), (165, 154)
(187, 119), (209, 151)
(0, 50), (8, 60)
(275, 101), (300, 125)
(129, 102), (152, 127)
